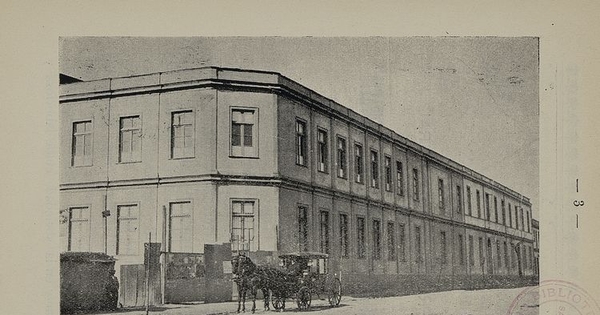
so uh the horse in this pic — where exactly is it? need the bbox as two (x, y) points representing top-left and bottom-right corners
(231, 254), (271, 313)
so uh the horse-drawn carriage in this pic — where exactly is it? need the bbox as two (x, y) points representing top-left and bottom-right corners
(232, 251), (342, 312)
(272, 252), (342, 310)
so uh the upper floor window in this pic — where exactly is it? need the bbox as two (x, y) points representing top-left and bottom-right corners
(456, 185), (462, 214)
(501, 200), (506, 225)
(466, 186), (472, 216)
(438, 178), (445, 212)
(476, 190), (482, 218)
(317, 129), (328, 173)
(336, 137), (347, 179)
(171, 111), (194, 159)
(354, 143), (364, 183)
(231, 200), (255, 252)
(384, 156), (392, 192)
(508, 203), (513, 227)
(231, 109), (257, 157)
(370, 150), (379, 189)
(412, 168), (420, 201)
(119, 116), (141, 163)
(396, 161), (404, 196)
(526, 211), (531, 232)
(494, 196), (498, 223)
(515, 206), (520, 230)
(296, 120), (307, 166)
(520, 208), (525, 231)
(485, 193), (491, 220)
(72, 120), (93, 166)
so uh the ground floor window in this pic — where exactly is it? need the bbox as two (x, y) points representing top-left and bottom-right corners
(357, 217), (366, 259)
(169, 201), (192, 252)
(68, 206), (90, 252)
(116, 204), (139, 255)
(232, 200), (255, 252)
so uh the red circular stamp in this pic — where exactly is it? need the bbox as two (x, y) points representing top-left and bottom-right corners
(508, 280), (600, 315)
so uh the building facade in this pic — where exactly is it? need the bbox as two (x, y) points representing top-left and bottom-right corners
(59, 66), (536, 296)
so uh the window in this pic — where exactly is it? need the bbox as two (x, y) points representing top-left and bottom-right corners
(466, 186), (472, 216)
(357, 217), (366, 259)
(231, 109), (256, 157)
(456, 185), (462, 214)
(526, 211), (530, 232)
(296, 120), (307, 166)
(337, 137), (347, 179)
(232, 201), (255, 251)
(399, 224), (406, 262)
(440, 231), (447, 264)
(317, 129), (328, 172)
(476, 190), (482, 218)
(504, 241), (509, 269)
(117, 204), (139, 255)
(339, 214), (349, 258)
(494, 196), (498, 223)
(320, 211), (330, 254)
(509, 204), (513, 227)
(468, 235), (475, 266)
(520, 208), (525, 231)
(72, 120), (93, 166)
(415, 226), (422, 263)
(171, 111), (194, 159)
(387, 222), (395, 261)
(373, 220), (381, 260)
(298, 205), (309, 251)
(370, 150), (379, 189)
(497, 240), (502, 268)
(458, 234), (465, 265)
(384, 156), (392, 191)
(438, 178), (445, 212)
(119, 116), (141, 163)
(485, 193), (490, 220)
(396, 161), (404, 196)
(412, 168), (420, 201)
(169, 201), (192, 252)
(68, 207), (90, 251)
(523, 246), (528, 269)
(478, 237), (484, 267)
(354, 143), (364, 183)
(501, 200), (506, 225)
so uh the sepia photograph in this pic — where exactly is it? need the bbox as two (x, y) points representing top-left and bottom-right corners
(58, 37), (540, 314)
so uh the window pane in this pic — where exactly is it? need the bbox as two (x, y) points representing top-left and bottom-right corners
(243, 124), (253, 147)
(231, 123), (241, 146)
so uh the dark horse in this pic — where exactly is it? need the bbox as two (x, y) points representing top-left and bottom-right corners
(231, 254), (271, 313)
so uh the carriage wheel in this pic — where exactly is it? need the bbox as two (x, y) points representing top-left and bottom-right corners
(272, 296), (285, 310)
(296, 287), (311, 310)
(327, 278), (342, 307)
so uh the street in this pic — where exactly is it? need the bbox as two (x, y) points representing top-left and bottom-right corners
(82, 286), (538, 315)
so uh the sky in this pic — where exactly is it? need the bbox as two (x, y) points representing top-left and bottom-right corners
(59, 37), (539, 217)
